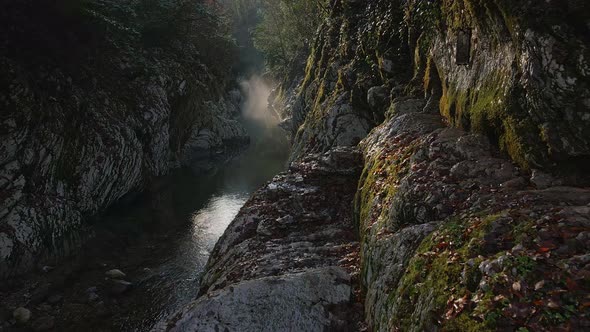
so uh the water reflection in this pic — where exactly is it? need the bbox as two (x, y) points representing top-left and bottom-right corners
(109, 118), (290, 331)
(191, 194), (247, 246)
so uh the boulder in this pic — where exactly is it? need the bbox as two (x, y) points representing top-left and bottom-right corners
(13, 307), (31, 324)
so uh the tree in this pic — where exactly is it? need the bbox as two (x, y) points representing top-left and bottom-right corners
(252, 0), (328, 76)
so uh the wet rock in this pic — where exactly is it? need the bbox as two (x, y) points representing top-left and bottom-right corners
(455, 134), (491, 160)
(31, 316), (54, 331)
(0, 2), (250, 278)
(41, 266), (54, 273)
(388, 98), (426, 116)
(162, 149), (363, 330)
(479, 256), (508, 277)
(501, 177), (528, 189)
(521, 186), (590, 205)
(164, 267), (352, 332)
(13, 307), (31, 324)
(367, 86), (389, 112)
(278, 117), (293, 133)
(530, 169), (560, 189)
(108, 280), (133, 295)
(256, 221), (273, 237)
(105, 269), (126, 279)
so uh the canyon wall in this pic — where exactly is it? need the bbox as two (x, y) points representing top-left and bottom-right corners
(0, 0), (247, 278)
(175, 0), (590, 330)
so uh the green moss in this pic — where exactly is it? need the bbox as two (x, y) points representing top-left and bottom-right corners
(437, 68), (547, 170)
(388, 214), (503, 331)
(356, 136), (424, 240)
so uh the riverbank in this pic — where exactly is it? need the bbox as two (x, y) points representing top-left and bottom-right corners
(0, 121), (289, 331)
(160, 147), (366, 331)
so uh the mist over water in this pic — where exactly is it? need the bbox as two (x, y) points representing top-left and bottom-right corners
(98, 79), (290, 330)
(239, 75), (280, 127)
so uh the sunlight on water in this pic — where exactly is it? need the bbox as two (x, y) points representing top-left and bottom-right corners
(113, 73), (290, 331)
(191, 193), (249, 251)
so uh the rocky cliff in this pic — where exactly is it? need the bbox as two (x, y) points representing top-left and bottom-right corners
(159, 148), (364, 331)
(289, 0), (590, 176)
(0, 0), (248, 278)
(170, 0), (590, 330)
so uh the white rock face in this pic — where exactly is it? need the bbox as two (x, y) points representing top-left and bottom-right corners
(163, 267), (351, 332)
(0, 55), (248, 278)
(181, 96), (249, 165)
(105, 269), (127, 279)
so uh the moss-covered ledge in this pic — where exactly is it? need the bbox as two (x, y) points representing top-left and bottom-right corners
(356, 103), (590, 331)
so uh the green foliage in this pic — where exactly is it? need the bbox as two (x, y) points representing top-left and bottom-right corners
(136, 1), (225, 47)
(252, 0), (328, 75)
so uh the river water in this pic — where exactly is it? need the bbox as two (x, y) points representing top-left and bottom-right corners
(0, 81), (289, 331)
(50, 118), (291, 331)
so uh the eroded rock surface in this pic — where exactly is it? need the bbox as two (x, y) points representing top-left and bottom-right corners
(0, 0), (247, 277)
(357, 101), (590, 331)
(161, 148), (365, 331)
(292, 0), (590, 174)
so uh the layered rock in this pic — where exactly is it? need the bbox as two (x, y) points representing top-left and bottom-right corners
(180, 93), (250, 166)
(159, 148), (365, 331)
(421, 0), (590, 172)
(288, 0), (411, 159)
(164, 0), (590, 330)
(291, 0), (590, 175)
(357, 99), (590, 331)
(0, 0), (247, 277)
(286, 3), (590, 325)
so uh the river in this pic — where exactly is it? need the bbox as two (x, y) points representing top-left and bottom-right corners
(0, 115), (289, 331)
(101, 118), (289, 331)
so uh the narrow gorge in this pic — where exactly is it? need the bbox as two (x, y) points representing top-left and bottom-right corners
(1, 0), (589, 331)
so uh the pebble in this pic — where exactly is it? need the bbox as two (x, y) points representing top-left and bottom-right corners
(105, 269), (127, 279)
(41, 266), (54, 273)
(13, 307), (31, 324)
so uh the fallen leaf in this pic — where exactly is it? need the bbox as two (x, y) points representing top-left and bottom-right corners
(512, 281), (522, 292)
(494, 295), (506, 302)
(534, 280), (545, 290)
(537, 241), (557, 253)
(444, 294), (470, 320)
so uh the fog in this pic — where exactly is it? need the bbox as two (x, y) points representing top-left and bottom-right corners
(239, 75), (280, 128)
